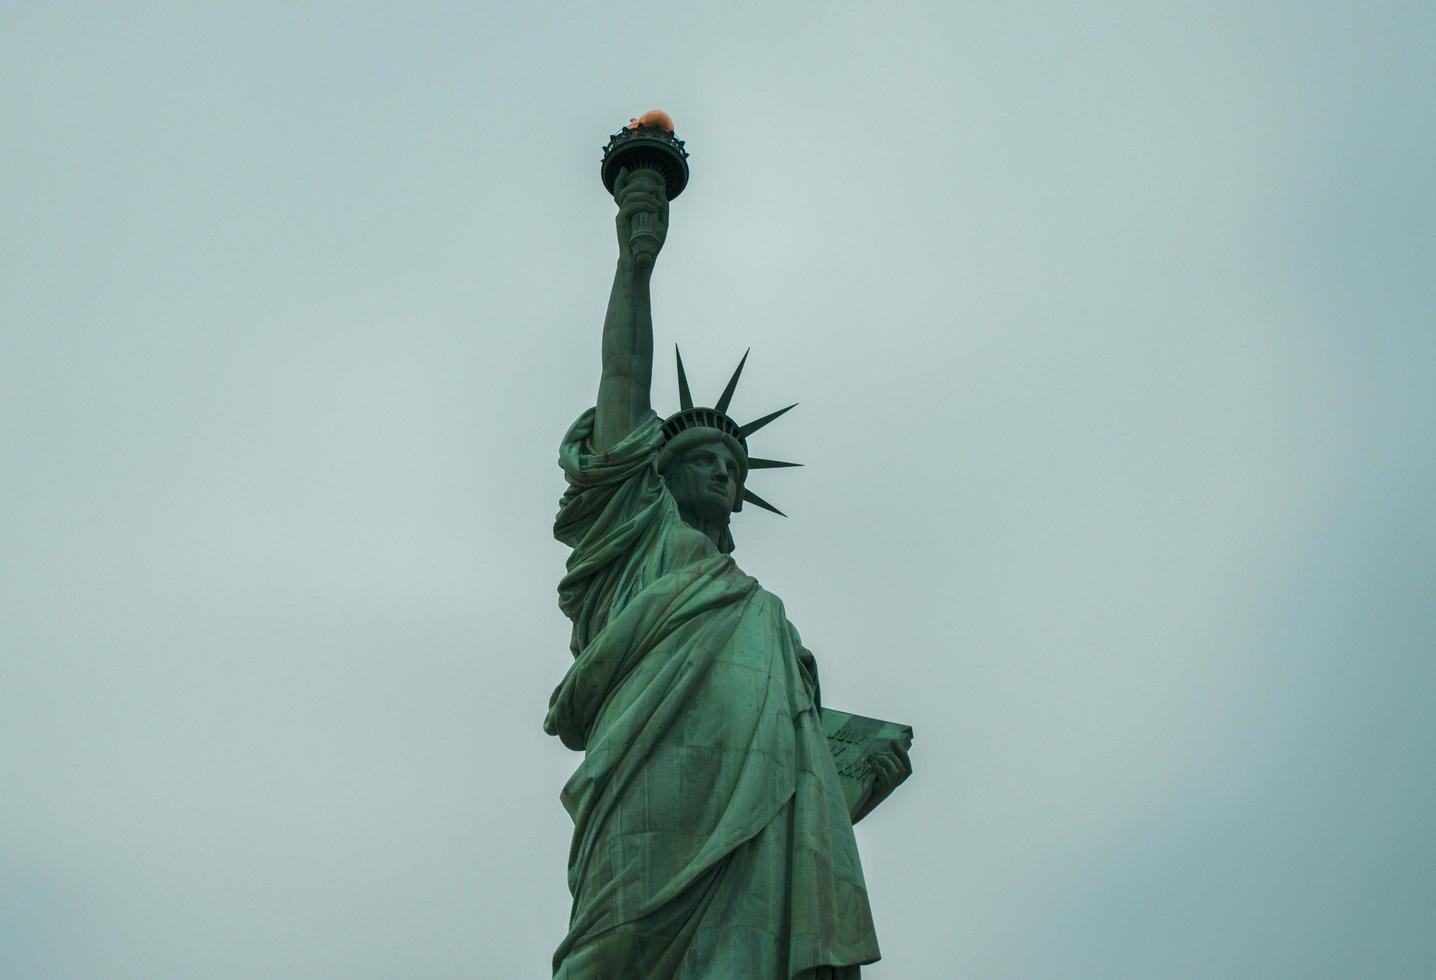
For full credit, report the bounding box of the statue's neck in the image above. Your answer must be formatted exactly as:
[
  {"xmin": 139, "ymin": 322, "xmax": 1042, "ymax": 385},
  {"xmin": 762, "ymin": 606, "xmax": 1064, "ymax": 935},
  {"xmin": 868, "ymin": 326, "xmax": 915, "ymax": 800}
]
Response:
[{"xmin": 678, "ymin": 507, "xmax": 729, "ymax": 551}]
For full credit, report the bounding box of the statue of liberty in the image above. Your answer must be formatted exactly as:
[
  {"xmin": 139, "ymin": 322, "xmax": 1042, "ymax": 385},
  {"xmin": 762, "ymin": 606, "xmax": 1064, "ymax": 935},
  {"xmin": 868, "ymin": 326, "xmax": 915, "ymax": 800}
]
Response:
[{"xmin": 544, "ymin": 112, "xmax": 913, "ymax": 979}]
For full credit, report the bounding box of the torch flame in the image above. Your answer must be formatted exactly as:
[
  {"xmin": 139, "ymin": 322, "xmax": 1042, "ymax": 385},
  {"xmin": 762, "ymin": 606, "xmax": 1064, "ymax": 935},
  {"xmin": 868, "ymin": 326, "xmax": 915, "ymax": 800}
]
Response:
[{"xmin": 627, "ymin": 109, "xmax": 675, "ymax": 133}]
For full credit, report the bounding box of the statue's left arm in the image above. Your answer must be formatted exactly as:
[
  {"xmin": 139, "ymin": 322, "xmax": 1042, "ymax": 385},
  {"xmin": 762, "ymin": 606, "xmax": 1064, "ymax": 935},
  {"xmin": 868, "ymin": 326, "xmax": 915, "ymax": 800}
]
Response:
[{"xmin": 797, "ymin": 638, "xmax": 913, "ymax": 823}]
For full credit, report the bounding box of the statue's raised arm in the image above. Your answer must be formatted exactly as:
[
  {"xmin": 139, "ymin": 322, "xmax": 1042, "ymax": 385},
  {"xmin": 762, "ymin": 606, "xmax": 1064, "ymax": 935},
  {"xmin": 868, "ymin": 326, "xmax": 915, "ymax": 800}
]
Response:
[{"xmin": 593, "ymin": 166, "xmax": 668, "ymax": 451}]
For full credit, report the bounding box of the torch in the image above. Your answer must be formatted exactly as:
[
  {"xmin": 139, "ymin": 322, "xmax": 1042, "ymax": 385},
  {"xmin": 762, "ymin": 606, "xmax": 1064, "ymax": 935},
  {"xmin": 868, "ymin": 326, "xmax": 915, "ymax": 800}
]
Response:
[{"xmin": 601, "ymin": 110, "xmax": 689, "ymax": 267}]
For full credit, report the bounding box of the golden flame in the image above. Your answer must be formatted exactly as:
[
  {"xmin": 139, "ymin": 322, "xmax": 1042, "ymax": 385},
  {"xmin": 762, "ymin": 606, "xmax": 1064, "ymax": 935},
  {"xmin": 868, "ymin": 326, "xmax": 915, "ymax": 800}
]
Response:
[{"xmin": 627, "ymin": 109, "xmax": 675, "ymax": 133}]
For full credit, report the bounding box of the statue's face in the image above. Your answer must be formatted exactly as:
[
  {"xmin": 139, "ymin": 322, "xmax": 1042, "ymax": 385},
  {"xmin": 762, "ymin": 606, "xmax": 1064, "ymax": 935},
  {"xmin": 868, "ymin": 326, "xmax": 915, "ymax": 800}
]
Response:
[{"xmin": 666, "ymin": 441, "xmax": 741, "ymax": 523}]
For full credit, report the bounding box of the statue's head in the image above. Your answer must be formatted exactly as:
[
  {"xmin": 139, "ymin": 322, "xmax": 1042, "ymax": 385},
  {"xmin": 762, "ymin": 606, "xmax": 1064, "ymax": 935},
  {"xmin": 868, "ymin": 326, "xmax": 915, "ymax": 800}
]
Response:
[
  {"xmin": 659, "ymin": 430, "xmax": 745, "ymax": 529},
  {"xmin": 657, "ymin": 347, "xmax": 799, "ymax": 552}
]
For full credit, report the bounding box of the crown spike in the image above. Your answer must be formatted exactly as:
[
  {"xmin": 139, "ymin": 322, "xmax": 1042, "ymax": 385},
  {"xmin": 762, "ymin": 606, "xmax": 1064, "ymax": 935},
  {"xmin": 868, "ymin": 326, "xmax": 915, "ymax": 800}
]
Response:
[
  {"xmin": 738, "ymin": 403, "xmax": 797, "ymax": 438},
  {"xmin": 675, "ymin": 345, "xmax": 693, "ymax": 411},
  {"xmin": 742, "ymin": 487, "xmax": 787, "ymax": 517},
  {"xmin": 714, "ymin": 348, "xmax": 750, "ymax": 415},
  {"xmin": 747, "ymin": 457, "xmax": 802, "ymax": 470}
]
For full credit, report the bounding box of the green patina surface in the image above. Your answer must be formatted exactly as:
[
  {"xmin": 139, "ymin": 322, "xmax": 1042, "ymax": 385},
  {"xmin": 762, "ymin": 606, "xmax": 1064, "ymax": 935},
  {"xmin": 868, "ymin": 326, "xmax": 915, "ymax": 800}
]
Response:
[{"xmin": 543, "ymin": 121, "xmax": 912, "ymax": 979}]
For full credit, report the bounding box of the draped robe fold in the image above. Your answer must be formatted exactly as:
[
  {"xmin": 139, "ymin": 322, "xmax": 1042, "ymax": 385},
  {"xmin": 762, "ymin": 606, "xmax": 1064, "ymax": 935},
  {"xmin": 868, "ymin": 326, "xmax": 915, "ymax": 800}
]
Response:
[{"xmin": 544, "ymin": 409, "xmax": 880, "ymax": 979}]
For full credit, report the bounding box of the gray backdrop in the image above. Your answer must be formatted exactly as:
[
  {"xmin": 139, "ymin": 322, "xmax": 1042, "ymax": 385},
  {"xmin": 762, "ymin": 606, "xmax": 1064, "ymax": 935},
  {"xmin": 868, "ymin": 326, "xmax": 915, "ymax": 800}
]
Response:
[{"xmin": 3, "ymin": 2, "xmax": 1433, "ymax": 977}]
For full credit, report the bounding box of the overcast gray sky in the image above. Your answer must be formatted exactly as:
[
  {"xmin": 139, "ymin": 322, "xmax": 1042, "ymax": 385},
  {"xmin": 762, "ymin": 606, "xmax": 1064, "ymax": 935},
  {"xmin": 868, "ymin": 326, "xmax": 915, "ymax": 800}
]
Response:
[{"xmin": 3, "ymin": 2, "xmax": 1434, "ymax": 978}]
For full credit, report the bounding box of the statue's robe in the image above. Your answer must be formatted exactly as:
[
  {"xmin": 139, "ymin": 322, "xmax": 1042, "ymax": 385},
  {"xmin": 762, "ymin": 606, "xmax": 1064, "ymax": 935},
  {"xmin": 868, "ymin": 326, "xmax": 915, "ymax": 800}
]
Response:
[{"xmin": 545, "ymin": 409, "xmax": 880, "ymax": 979}]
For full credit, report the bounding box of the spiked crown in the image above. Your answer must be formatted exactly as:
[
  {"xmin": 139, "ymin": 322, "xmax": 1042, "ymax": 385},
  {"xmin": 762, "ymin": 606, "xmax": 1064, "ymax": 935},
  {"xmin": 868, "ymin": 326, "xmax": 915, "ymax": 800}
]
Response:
[{"xmin": 658, "ymin": 347, "xmax": 799, "ymax": 516}]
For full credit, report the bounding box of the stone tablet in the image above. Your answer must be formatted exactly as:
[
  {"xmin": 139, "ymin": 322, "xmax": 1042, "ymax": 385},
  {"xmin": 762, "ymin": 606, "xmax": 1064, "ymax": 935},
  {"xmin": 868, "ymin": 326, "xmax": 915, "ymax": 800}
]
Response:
[{"xmin": 821, "ymin": 708, "xmax": 916, "ymax": 825}]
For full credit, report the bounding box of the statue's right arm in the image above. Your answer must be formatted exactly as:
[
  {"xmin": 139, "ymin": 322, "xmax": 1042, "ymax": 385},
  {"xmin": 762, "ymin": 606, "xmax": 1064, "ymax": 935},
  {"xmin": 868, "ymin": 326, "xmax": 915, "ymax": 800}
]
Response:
[{"xmin": 594, "ymin": 168, "xmax": 668, "ymax": 452}]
